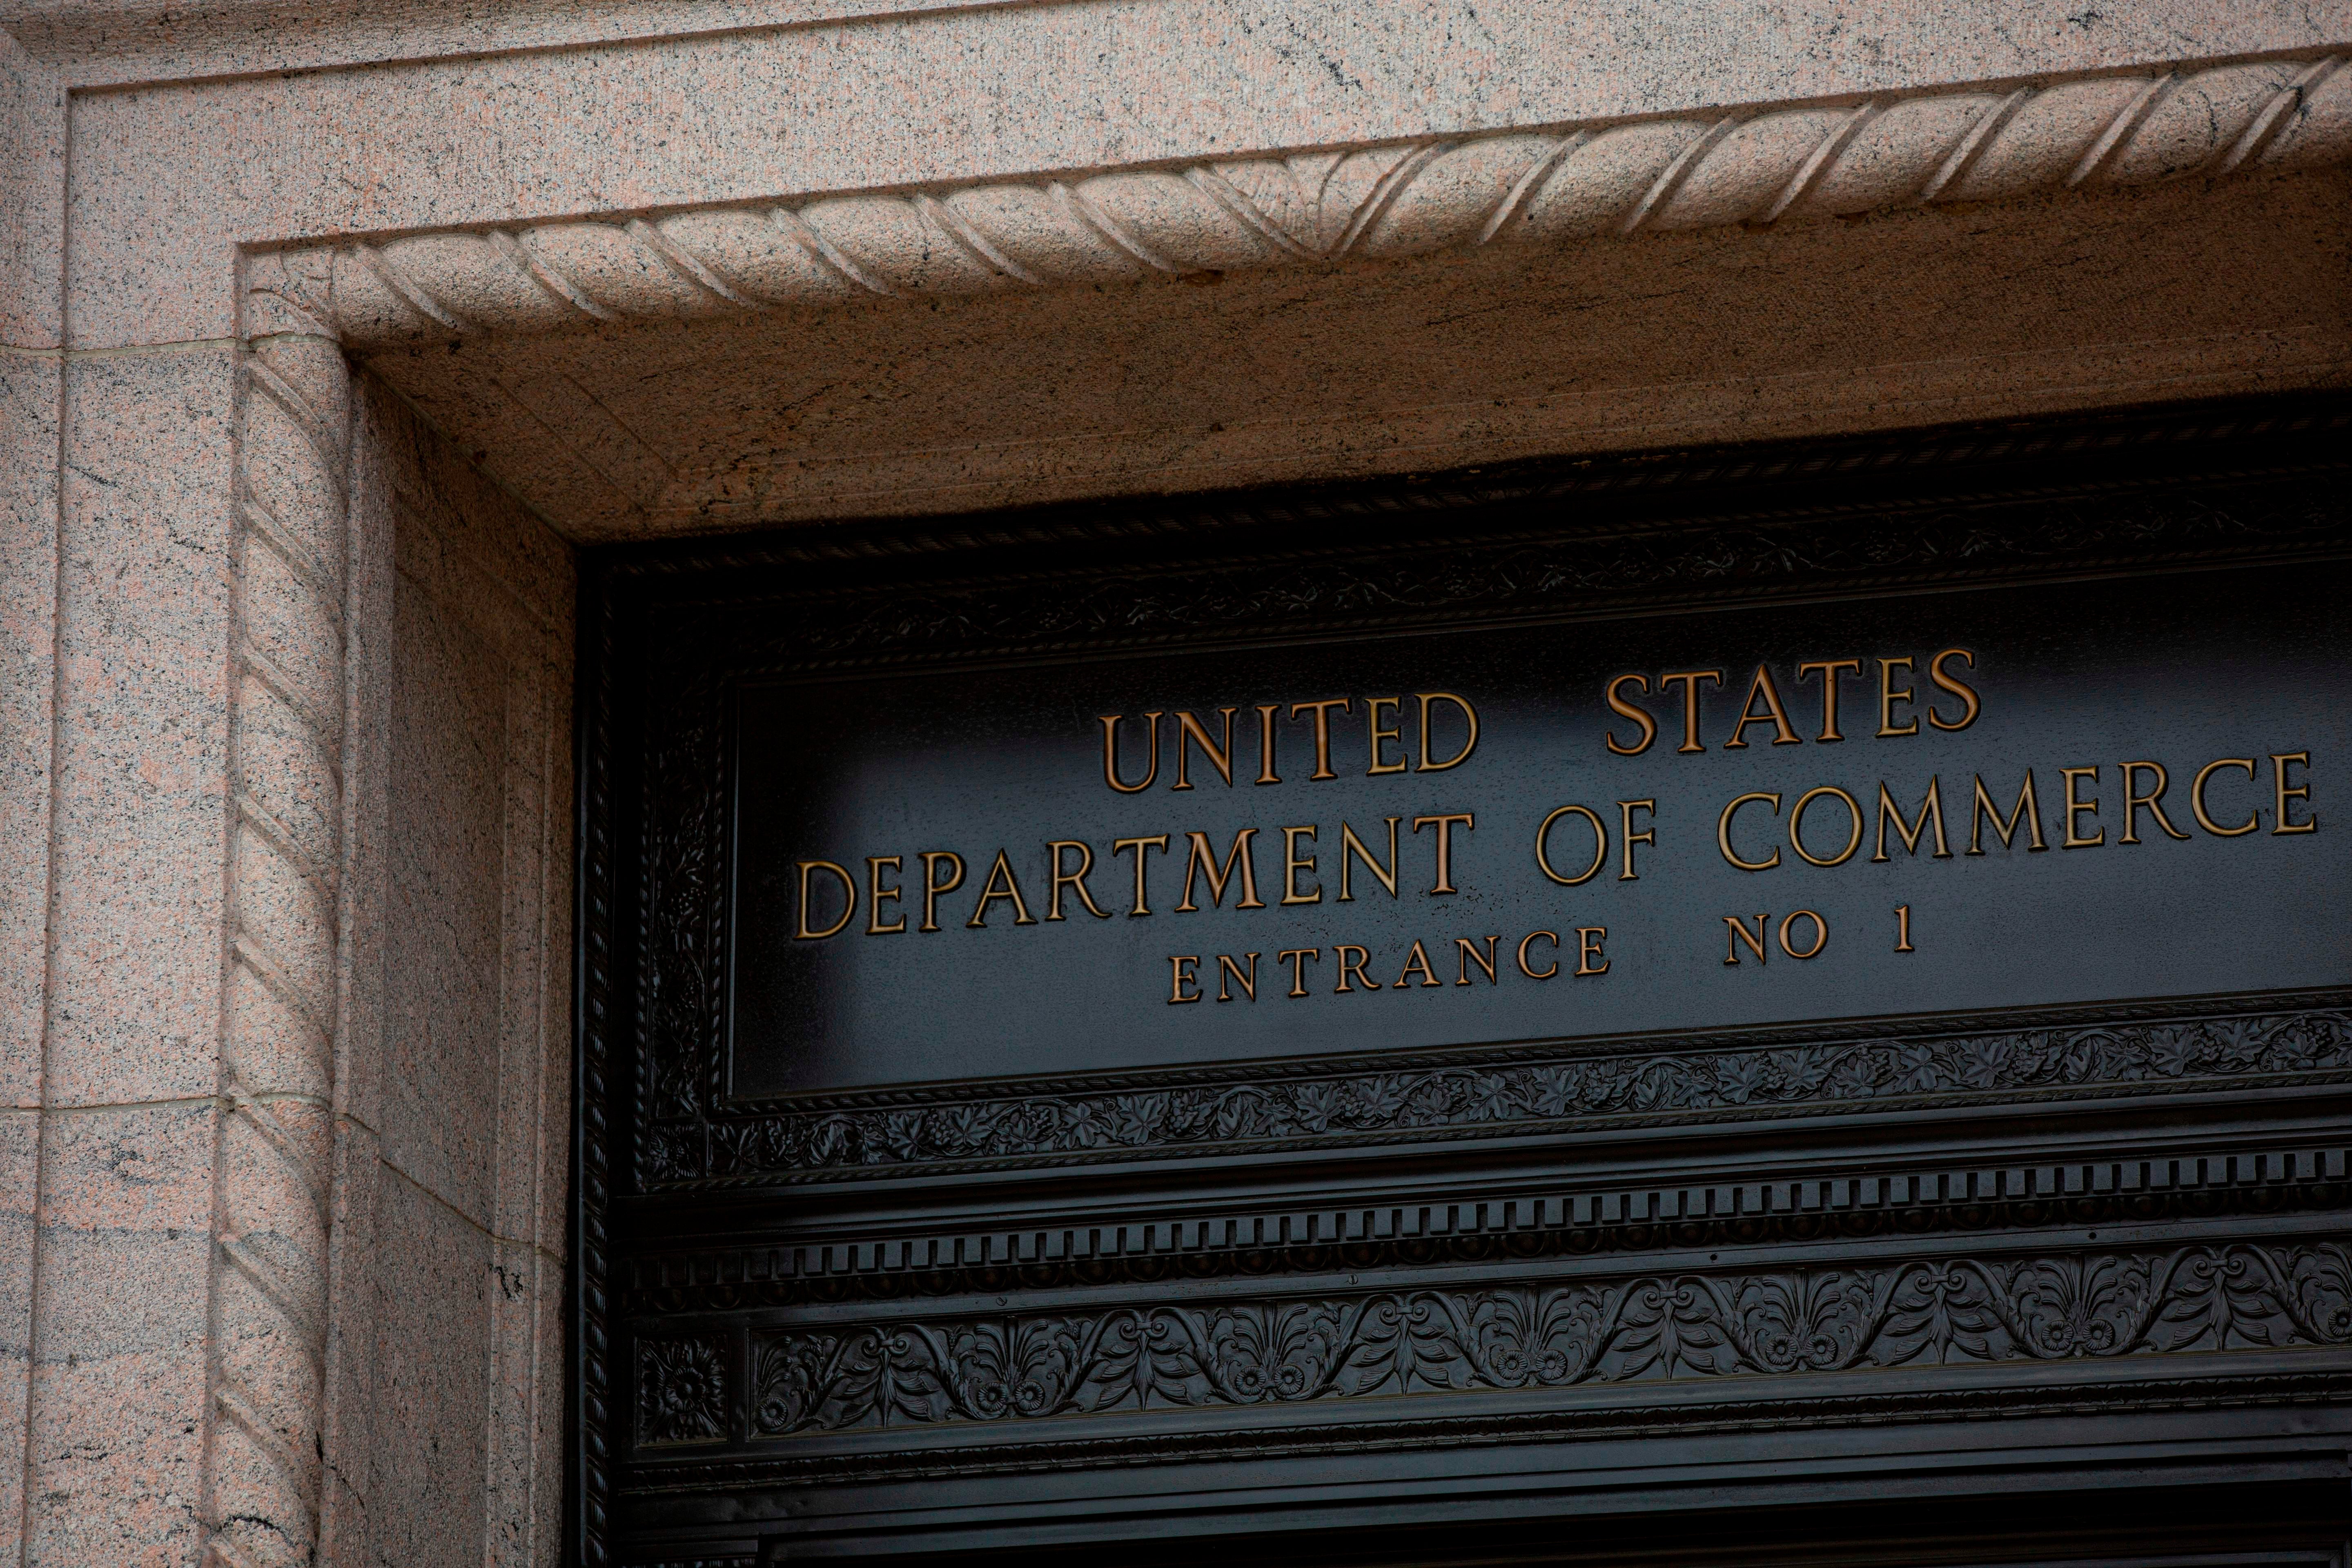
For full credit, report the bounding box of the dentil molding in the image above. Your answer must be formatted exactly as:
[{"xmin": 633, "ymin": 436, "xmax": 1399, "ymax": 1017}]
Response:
[{"xmin": 249, "ymin": 56, "xmax": 2352, "ymax": 350}]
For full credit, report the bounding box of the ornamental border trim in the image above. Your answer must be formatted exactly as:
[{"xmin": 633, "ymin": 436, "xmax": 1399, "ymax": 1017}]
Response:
[
  {"xmin": 623, "ymin": 1240, "xmax": 2352, "ymax": 1450},
  {"xmin": 667, "ymin": 996, "xmax": 2352, "ymax": 1185},
  {"xmin": 255, "ymin": 55, "xmax": 2352, "ymax": 351}
]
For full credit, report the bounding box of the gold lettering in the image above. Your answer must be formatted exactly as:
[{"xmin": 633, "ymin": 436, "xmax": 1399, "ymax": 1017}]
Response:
[
  {"xmin": 2274, "ymin": 751, "xmax": 2316, "ymax": 834},
  {"xmin": 1927, "ymin": 648, "xmax": 1981, "ymax": 731},
  {"xmin": 1255, "ymin": 704, "xmax": 1281, "ymax": 784},
  {"xmin": 1111, "ymin": 834, "xmax": 1169, "ymax": 915},
  {"xmin": 1718, "ymin": 792, "xmax": 1783, "ymax": 871},
  {"xmin": 2191, "ymin": 758, "xmax": 2258, "ymax": 836},
  {"xmin": 1415, "ymin": 693, "xmax": 1480, "ymax": 771},
  {"xmin": 1100, "ymin": 712, "xmax": 1160, "ymax": 793},
  {"xmin": 1168, "ymin": 955, "xmax": 1202, "ymax": 1004},
  {"xmin": 1724, "ymin": 914, "xmax": 1768, "ymax": 965},
  {"xmin": 1968, "ymin": 773, "xmax": 2045, "ymax": 854},
  {"xmin": 1177, "ymin": 829, "xmax": 1266, "ymax": 911},
  {"xmin": 1276, "ymin": 947, "xmax": 1318, "ymax": 996},
  {"xmin": 794, "ymin": 860, "xmax": 857, "ymax": 940},
  {"xmin": 1517, "ymin": 931, "xmax": 1560, "ymax": 980},
  {"xmin": 1339, "ymin": 817, "xmax": 1401, "ymax": 900},
  {"xmin": 1172, "ymin": 708, "xmax": 1237, "ymax": 789},
  {"xmin": 1535, "ymin": 804, "xmax": 1606, "ymax": 886},
  {"xmin": 1618, "ymin": 798, "xmax": 1657, "ymax": 881},
  {"xmin": 1413, "ymin": 812, "xmax": 1476, "ymax": 894},
  {"xmin": 1367, "ymin": 697, "xmax": 1407, "ymax": 774},
  {"xmin": 2060, "ymin": 766, "xmax": 2103, "ymax": 847},
  {"xmin": 967, "ymin": 849, "xmax": 1038, "ymax": 927},
  {"xmin": 1894, "ymin": 903, "xmax": 1914, "ymax": 953},
  {"xmin": 1789, "ymin": 784, "xmax": 1865, "ymax": 867},
  {"xmin": 865, "ymin": 855, "xmax": 906, "ymax": 935},
  {"xmin": 1334, "ymin": 944, "xmax": 1376, "ymax": 993},
  {"xmin": 1045, "ymin": 840, "xmax": 1112, "ymax": 920},
  {"xmin": 1605, "ymin": 674, "xmax": 1657, "ymax": 756},
  {"xmin": 1455, "ymin": 936, "xmax": 1499, "ymax": 986},
  {"xmin": 1281, "ymin": 825, "xmax": 1321, "ymax": 905},
  {"xmin": 1290, "ymin": 698, "xmax": 1352, "ymax": 780},
  {"xmin": 1393, "ymin": 940, "xmax": 1441, "ymax": 989},
  {"xmin": 1659, "ymin": 670, "xmax": 1724, "ymax": 754},
  {"xmin": 1778, "ymin": 909, "xmax": 1827, "ymax": 960},
  {"xmin": 1871, "ymin": 777, "xmax": 1949, "ymax": 862},
  {"xmin": 1722, "ymin": 664, "xmax": 1800, "ymax": 749},
  {"xmin": 919, "ymin": 850, "xmax": 965, "ymax": 931},
  {"xmin": 2119, "ymin": 762, "xmax": 2189, "ymax": 844},
  {"xmin": 1877, "ymin": 657, "xmax": 1918, "ymax": 737},
  {"xmin": 1575, "ymin": 926, "xmax": 1609, "ymax": 976},
  {"xmin": 1795, "ymin": 659, "xmax": 1862, "ymax": 742},
  {"xmin": 1216, "ymin": 952, "xmax": 1259, "ymax": 1002}
]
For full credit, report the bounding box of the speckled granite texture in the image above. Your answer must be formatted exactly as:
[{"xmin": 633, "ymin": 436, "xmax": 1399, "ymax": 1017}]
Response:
[{"xmin": 2, "ymin": 0, "xmax": 2350, "ymax": 1560}]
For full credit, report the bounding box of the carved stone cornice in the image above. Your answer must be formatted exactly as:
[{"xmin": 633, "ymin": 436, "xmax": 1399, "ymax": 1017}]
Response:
[{"xmin": 256, "ymin": 56, "xmax": 2352, "ymax": 350}]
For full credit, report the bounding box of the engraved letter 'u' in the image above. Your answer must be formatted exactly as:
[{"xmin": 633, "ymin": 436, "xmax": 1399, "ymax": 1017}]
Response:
[{"xmin": 1101, "ymin": 712, "xmax": 1162, "ymax": 793}]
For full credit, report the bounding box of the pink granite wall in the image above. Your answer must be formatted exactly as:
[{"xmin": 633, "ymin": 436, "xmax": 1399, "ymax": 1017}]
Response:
[
  {"xmin": 324, "ymin": 379, "xmax": 573, "ymax": 1568},
  {"xmin": 2, "ymin": 263, "xmax": 571, "ymax": 1564},
  {"xmin": 0, "ymin": 23, "xmax": 64, "ymax": 1562}
]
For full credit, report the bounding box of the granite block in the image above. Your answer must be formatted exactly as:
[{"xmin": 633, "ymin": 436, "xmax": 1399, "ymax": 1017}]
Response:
[
  {"xmin": 0, "ymin": 1107, "xmax": 36, "ymax": 1555},
  {"xmin": 21, "ymin": 1101, "xmax": 216, "ymax": 1568},
  {"xmin": 368, "ymin": 377, "xmax": 576, "ymax": 637},
  {"xmin": 45, "ymin": 347, "xmax": 234, "ymax": 1107},
  {"xmin": 492, "ymin": 653, "xmax": 560, "ymax": 1251},
  {"xmin": 381, "ymin": 561, "xmax": 508, "ymax": 1229},
  {"xmin": 23, "ymin": 0, "xmax": 2352, "ymax": 97},
  {"xmin": 334, "ymin": 379, "xmax": 399, "ymax": 1140},
  {"xmin": 0, "ymin": 29, "xmax": 62, "ymax": 348},
  {"xmin": 316, "ymin": 1114, "xmax": 383, "ymax": 1568},
  {"xmin": 483, "ymin": 1234, "xmax": 561, "ymax": 1568},
  {"xmin": 0, "ymin": 351, "xmax": 59, "ymax": 1111},
  {"xmin": 529, "ymin": 715, "xmax": 572, "ymax": 1268},
  {"xmin": 18, "ymin": 0, "xmax": 989, "ymax": 90},
  {"xmin": 356, "ymin": 383, "xmax": 574, "ymax": 1259},
  {"xmin": 352, "ymin": 1162, "xmax": 493, "ymax": 1568}
]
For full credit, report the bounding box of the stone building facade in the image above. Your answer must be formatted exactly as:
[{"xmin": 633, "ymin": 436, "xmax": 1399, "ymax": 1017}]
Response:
[{"xmin": 1, "ymin": 0, "xmax": 2348, "ymax": 1562}]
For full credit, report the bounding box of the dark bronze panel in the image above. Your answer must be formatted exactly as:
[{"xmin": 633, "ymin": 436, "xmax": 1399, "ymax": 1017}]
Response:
[
  {"xmin": 732, "ymin": 570, "xmax": 2344, "ymax": 1096},
  {"xmin": 573, "ymin": 396, "xmax": 2352, "ymax": 1566}
]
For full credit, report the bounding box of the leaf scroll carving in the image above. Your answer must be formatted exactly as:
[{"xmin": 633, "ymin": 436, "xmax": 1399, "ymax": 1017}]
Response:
[
  {"xmin": 697, "ymin": 1007, "xmax": 2352, "ymax": 1179},
  {"xmin": 747, "ymin": 1243, "xmax": 2352, "ymax": 1436}
]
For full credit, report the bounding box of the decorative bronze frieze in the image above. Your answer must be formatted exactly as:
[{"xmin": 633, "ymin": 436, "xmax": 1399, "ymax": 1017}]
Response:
[{"xmin": 739, "ymin": 1241, "xmax": 2352, "ymax": 1438}]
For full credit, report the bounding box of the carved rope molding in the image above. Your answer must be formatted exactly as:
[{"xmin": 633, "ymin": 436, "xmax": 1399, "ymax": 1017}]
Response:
[
  {"xmin": 205, "ymin": 288, "xmax": 353, "ymax": 1562},
  {"xmin": 271, "ymin": 57, "xmax": 2352, "ymax": 350},
  {"xmin": 628, "ymin": 1240, "xmax": 2352, "ymax": 1444}
]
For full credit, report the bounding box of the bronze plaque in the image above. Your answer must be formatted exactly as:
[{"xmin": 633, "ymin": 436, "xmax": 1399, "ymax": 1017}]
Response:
[{"xmin": 733, "ymin": 573, "xmax": 2340, "ymax": 1098}]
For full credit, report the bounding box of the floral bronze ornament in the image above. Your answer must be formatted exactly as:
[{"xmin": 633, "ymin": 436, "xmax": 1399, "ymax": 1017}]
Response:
[{"xmin": 744, "ymin": 1243, "xmax": 2352, "ymax": 1436}]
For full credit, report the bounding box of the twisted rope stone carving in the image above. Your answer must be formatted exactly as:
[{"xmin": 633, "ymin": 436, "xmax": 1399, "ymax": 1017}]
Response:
[
  {"xmin": 745, "ymin": 1242, "xmax": 2352, "ymax": 1436},
  {"xmin": 206, "ymin": 256, "xmax": 350, "ymax": 1568},
  {"xmin": 288, "ymin": 57, "xmax": 2350, "ymax": 348}
]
